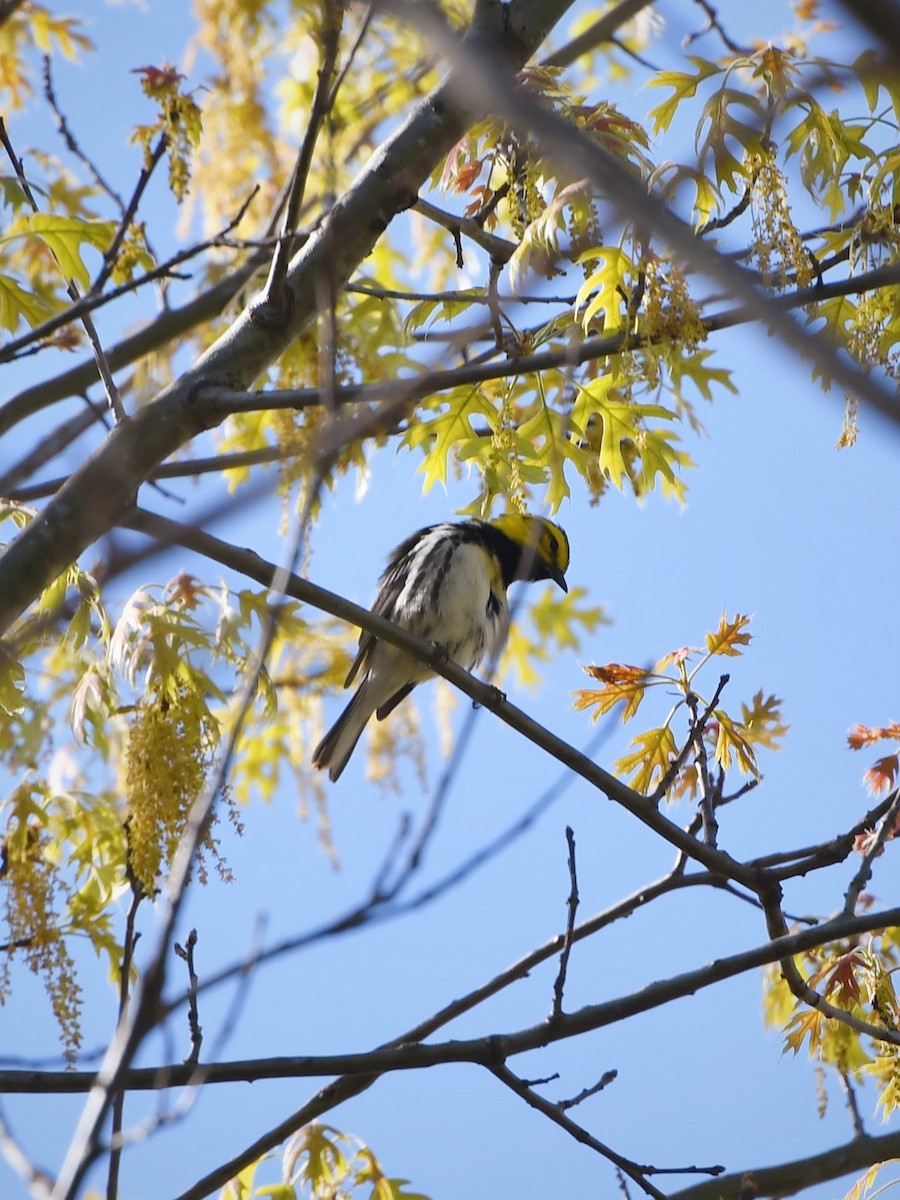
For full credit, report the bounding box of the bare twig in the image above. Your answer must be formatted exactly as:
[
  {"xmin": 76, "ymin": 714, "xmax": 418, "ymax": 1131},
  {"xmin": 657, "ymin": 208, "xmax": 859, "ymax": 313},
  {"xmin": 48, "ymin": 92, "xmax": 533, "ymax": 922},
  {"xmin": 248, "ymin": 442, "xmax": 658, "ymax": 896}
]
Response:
[
  {"xmin": 839, "ymin": 1068, "xmax": 867, "ymax": 1139},
  {"xmin": 652, "ymin": 674, "xmax": 729, "ymax": 806},
  {"xmin": 683, "ymin": 0, "xmax": 751, "ymax": 54},
  {"xmin": 551, "ymin": 826, "xmax": 579, "ymax": 1020},
  {"xmin": 92, "ymin": 134, "xmax": 168, "ymax": 294},
  {"xmin": 7, "ymin": 906, "xmax": 900, "ymax": 1099},
  {"xmin": 492, "ymin": 1067, "xmax": 669, "ymax": 1197},
  {"xmin": 42, "ymin": 55, "xmax": 124, "ymax": 207},
  {"xmin": 749, "ymin": 791, "xmax": 897, "ymax": 876},
  {"xmin": 685, "ymin": 690, "xmax": 718, "ymax": 846},
  {"xmin": 666, "ymin": 1129, "xmax": 900, "ymax": 1200},
  {"xmin": 557, "ymin": 1069, "xmax": 618, "ymax": 1110},
  {"xmin": 174, "ymin": 930, "xmax": 203, "ymax": 1065},
  {"xmin": 258, "ymin": 2, "xmax": 341, "ymax": 315},
  {"xmin": 105, "ymin": 883, "xmax": 143, "ymax": 1200}
]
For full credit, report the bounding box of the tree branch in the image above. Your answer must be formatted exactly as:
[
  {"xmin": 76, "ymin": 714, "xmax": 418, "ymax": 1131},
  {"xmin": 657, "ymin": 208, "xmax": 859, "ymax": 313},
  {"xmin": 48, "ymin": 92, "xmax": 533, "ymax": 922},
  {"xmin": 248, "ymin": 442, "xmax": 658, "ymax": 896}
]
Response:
[
  {"xmin": 5, "ymin": 903, "xmax": 899, "ymax": 1097},
  {"xmin": 0, "ymin": 0, "xmax": 578, "ymax": 638},
  {"xmin": 668, "ymin": 1130, "xmax": 900, "ymax": 1200},
  {"xmin": 391, "ymin": 0, "xmax": 900, "ymax": 429},
  {"xmin": 489, "ymin": 1062, "xmax": 670, "ymax": 1200}
]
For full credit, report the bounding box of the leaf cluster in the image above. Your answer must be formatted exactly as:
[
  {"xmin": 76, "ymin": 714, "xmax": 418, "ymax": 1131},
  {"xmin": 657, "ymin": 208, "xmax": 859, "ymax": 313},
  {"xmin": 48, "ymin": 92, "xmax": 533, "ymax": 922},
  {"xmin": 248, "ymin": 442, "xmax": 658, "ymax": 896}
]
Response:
[{"xmin": 574, "ymin": 612, "xmax": 787, "ymax": 797}]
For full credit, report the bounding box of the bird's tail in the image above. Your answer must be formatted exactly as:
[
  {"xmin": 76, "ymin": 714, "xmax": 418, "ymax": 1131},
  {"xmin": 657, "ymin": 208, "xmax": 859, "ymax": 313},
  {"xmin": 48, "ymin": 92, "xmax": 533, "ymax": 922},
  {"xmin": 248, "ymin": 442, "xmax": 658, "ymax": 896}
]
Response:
[{"xmin": 312, "ymin": 680, "xmax": 376, "ymax": 782}]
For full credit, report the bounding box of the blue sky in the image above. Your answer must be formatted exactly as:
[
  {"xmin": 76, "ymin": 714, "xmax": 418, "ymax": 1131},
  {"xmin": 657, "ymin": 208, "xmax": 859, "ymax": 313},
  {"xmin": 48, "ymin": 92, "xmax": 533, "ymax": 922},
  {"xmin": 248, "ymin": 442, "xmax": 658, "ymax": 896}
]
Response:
[{"xmin": 1, "ymin": 3, "xmax": 899, "ymax": 1199}]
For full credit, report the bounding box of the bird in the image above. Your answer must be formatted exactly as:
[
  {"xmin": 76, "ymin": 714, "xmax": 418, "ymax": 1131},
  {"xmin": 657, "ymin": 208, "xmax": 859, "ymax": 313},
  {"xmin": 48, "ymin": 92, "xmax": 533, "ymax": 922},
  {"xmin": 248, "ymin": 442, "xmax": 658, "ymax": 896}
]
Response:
[{"xmin": 312, "ymin": 514, "xmax": 570, "ymax": 781}]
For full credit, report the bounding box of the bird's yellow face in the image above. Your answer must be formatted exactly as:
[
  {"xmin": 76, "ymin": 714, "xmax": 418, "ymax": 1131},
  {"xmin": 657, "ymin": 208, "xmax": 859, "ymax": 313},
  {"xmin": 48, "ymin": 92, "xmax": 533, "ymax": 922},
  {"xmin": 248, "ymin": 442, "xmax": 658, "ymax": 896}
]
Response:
[{"xmin": 490, "ymin": 514, "xmax": 570, "ymax": 591}]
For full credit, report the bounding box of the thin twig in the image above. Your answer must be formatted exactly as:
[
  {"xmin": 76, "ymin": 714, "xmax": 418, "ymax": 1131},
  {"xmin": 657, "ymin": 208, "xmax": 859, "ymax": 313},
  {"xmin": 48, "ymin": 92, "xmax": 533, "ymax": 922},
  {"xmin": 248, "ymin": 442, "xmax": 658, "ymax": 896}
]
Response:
[
  {"xmin": 92, "ymin": 134, "xmax": 168, "ymax": 294},
  {"xmin": 105, "ymin": 884, "xmax": 143, "ymax": 1200},
  {"xmin": 551, "ymin": 826, "xmax": 579, "ymax": 1020},
  {"xmin": 414, "ymin": 196, "xmax": 519, "ymax": 264},
  {"xmin": 557, "ymin": 1069, "xmax": 618, "ymax": 1110},
  {"xmin": 839, "ymin": 1068, "xmax": 867, "ymax": 1139},
  {"xmin": 542, "ymin": 0, "xmax": 656, "ymax": 69},
  {"xmin": 842, "ymin": 788, "xmax": 900, "ymax": 916},
  {"xmin": 327, "ymin": 4, "xmax": 372, "ymax": 109},
  {"xmin": 652, "ymin": 674, "xmax": 729, "ymax": 806},
  {"xmin": 174, "ymin": 930, "xmax": 203, "ymax": 1065},
  {"xmin": 162, "ymin": 719, "xmax": 614, "ymax": 1017},
  {"xmin": 259, "ymin": 2, "xmax": 342, "ymax": 315},
  {"xmin": 0, "ymin": 119, "xmax": 126, "ymax": 422},
  {"xmin": 490, "ymin": 1062, "xmax": 666, "ymax": 1200},
  {"xmin": 686, "ymin": 690, "xmax": 718, "ymax": 846},
  {"xmin": 683, "ymin": 0, "xmax": 751, "ymax": 54},
  {"xmin": 0, "ymin": 186, "xmax": 260, "ymax": 373},
  {"xmin": 42, "ymin": 55, "xmax": 125, "ymax": 209}
]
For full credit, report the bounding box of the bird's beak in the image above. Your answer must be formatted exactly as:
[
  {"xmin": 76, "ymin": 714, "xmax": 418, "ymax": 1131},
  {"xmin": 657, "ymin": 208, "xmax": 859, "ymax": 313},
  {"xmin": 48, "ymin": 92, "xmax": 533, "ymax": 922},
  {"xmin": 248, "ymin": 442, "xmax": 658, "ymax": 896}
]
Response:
[{"xmin": 550, "ymin": 565, "xmax": 568, "ymax": 593}]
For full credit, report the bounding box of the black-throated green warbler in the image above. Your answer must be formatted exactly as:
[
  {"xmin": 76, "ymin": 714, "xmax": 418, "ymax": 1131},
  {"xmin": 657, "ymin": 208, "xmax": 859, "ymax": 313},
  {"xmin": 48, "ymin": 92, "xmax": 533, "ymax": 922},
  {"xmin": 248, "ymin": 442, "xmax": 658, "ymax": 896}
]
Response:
[{"xmin": 312, "ymin": 514, "xmax": 570, "ymax": 781}]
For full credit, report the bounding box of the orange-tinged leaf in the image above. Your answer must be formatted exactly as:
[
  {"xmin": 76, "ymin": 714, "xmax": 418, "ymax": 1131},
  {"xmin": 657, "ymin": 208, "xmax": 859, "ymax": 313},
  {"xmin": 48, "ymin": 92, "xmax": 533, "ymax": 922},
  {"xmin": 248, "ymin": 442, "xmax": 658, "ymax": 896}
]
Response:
[
  {"xmin": 574, "ymin": 663, "xmax": 651, "ymax": 722},
  {"xmin": 848, "ymin": 723, "xmax": 875, "ymax": 750},
  {"xmin": 705, "ymin": 612, "xmax": 751, "ymax": 657},
  {"xmin": 864, "ymin": 754, "xmax": 899, "ymax": 795},
  {"xmin": 848, "ymin": 722, "xmax": 900, "ymax": 750},
  {"xmin": 784, "ymin": 1006, "xmax": 826, "ymax": 1056}
]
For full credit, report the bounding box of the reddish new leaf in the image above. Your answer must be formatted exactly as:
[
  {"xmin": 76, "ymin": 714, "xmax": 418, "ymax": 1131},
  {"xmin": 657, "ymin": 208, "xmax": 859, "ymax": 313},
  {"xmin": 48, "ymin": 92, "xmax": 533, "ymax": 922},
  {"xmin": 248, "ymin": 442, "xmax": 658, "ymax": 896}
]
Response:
[{"xmin": 863, "ymin": 754, "xmax": 899, "ymax": 795}]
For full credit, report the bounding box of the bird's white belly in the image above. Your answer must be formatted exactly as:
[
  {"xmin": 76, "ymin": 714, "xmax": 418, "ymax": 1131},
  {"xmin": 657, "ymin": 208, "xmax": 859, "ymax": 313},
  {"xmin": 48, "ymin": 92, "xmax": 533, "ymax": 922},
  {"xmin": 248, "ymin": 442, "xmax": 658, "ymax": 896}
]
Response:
[{"xmin": 406, "ymin": 540, "xmax": 508, "ymax": 669}]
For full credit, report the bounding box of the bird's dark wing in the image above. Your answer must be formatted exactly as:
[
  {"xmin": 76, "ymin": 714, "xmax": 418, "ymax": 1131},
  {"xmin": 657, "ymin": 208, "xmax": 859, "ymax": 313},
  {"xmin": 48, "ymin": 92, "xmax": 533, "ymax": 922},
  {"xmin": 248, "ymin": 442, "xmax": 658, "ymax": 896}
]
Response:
[{"xmin": 343, "ymin": 525, "xmax": 436, "ymax": 689}]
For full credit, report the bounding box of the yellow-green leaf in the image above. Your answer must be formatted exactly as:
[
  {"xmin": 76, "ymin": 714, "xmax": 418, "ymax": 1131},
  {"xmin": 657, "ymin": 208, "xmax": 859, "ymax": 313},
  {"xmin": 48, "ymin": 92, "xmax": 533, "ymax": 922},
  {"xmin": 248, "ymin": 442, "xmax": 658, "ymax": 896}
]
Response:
[
  {"xmin": 0, "ymin": 272, "xmax": 58, "ymax": 331},
  {"xmin": 615, "ymin": 725, "xmax": 677, "ymax": 792},
  {"xmin": 25, "ymin": 214, "xmax": 117, "ymax": 289}
]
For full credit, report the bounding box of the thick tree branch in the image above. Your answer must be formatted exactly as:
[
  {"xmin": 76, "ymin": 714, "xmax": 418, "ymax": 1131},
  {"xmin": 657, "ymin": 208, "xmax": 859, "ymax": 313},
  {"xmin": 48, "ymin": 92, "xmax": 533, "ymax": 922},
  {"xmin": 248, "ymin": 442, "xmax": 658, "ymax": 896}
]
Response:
[
  {"xmin": 0, "ymin": 247, "xmax": 268, "ymax": 438},
  {"xmin": 542, "ymin": 0, "xmax": 656, "ymax": 69},
  {"xmin": 4, "ymin": 904, "xmax": 898, "ymax": 1097},
  {"xmin": 200, "ymin": 261, "xmax": 900, "ymax": 421},
  {"xmin": 668, "ymin": 1130, "xmax": 900, "ymax": 1200},
  {"xmin": 0, "ymin": 0, "xmax": 577, "ymax": 638}
]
